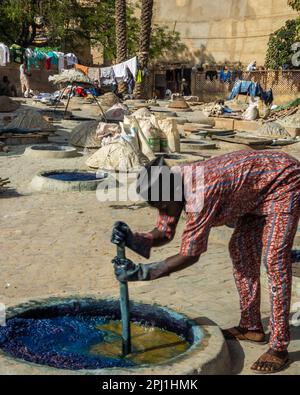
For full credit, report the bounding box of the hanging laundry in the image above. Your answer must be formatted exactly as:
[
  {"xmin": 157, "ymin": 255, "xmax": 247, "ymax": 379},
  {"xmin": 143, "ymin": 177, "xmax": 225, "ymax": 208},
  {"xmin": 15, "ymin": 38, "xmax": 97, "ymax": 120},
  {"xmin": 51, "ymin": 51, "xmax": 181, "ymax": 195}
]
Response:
[
  {"xmin": 205, "ymin": 70, "xmax": 218, "ymax": 81},
  {"xmin": 55, "ymin": 52, "xmax": 65, "ymax": 73},
  {"xmin": 10, "ymin": 44, "xmax": 24, "ymax": 64},
  {"xmin": 219, "ymin": 69, "xmax": 231, "ymax": 83},
  {"xmin": 100, "ymin": 66, "xmax": 116, "ymax": 86},
  {"xmin": 65, "ymin": 53, "xmax": 78, "ymax": 67},
  {"xmin": 136, "ymin": 69, "xmax": 143, "ymax": 84},
  {"xmin": 125, "ymin": 67, "xmax": 135, "ymax": 94},
  {"xmin": 112, "ymin": 56, "xmax": 138, "ymax": 81},
  {"xmin": 45, "ymin": 57, "xmax": 51, "ymax": 70},
  {"xmin": 34, "ymin": 48, "xmax": 47, "ymax": 61},
  {"xmin": 88, "ymin": 68, "xmax": 101, "ymax": 86},
  {"xmin": 25, "ymin": 48, "xmax": 38, "ymax": 72},
  {"xmin": 124, "ymin": 56, "xmax": 138, "ymax": 79},
  {"xmin": 0, "ymin": 43, "xmax": 10, "ymax": 66},
  {"xmin": 75, "ymin": 64, "xmax": 89, "ymax": 75},
  {"xmin": 47, "ymin": 51, "xmax": 59, "ymax": 66}
]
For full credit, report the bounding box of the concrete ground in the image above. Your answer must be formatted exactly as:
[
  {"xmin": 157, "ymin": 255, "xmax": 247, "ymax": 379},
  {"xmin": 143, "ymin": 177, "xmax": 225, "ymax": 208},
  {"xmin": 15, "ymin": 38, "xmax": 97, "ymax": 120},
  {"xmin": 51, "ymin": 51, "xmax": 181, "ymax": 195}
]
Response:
[{"xmin": 0, "ymin": 101, "xmax": 300, "ymax": 374}]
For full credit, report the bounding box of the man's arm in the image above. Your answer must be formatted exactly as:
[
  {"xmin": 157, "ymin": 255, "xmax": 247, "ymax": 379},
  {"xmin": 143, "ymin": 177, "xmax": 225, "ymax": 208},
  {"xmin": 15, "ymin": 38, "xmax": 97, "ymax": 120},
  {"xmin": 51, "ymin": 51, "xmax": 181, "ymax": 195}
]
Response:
[
  {"xmin": 153, "ymin": 253, "xmax": 200, "ymax": 279},
  {"xmin": 112, "ymin": 203, "xmax": 183, "ymax": 259},
  {"xmin": 113, "ymin": 253, "xmax": 200, "ymax": 282}
]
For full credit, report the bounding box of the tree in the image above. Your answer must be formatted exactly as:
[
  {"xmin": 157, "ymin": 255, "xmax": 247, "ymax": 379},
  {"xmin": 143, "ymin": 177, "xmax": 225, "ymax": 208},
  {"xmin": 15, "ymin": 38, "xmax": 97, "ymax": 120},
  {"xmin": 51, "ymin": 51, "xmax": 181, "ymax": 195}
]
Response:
[
  {"xmin": 134, "ymin": 0, "xmax": 154, "ymax": 98},
  {"xmin": 0, "ymin": 0, "xmax": 185, "ymax": 66},
  {"xmin": 265, "ymin": 18, "xmax": 300, "ymax": 69},
  {"xmin": 115, "ymin": 0, "xmax": 127, "ymax": 63},
  {"xmin": 288, "ymin": 0, "xmax": 300, "ymax": 11},
  {"xmin": 115, "ymin": 0, "xmax": 128, "ymax": 93}
]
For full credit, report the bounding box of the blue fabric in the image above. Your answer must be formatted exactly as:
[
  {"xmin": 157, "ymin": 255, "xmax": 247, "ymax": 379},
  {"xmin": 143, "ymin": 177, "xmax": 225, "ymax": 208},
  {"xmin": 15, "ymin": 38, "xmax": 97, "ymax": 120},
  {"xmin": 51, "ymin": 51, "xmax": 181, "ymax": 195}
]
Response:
[
  {"xmin": 228, "ymin": 80, "xmax": 273, "ymax": 104},
  {"xmin": 47, "ymin": 51, "xmax": 58, "ymax": 65},
  {"xmin": 220, "ymin": 70, "xmax": 232, "ymax": 83}
]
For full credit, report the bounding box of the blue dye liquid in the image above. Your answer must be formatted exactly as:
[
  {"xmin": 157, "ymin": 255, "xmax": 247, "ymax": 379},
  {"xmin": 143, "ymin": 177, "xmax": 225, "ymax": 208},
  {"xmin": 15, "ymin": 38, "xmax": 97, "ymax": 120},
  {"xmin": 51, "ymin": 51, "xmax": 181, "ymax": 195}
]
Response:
[
  {"xmin": 0, "ymin": 315, "xmax": 135, "ymax": 370},
  {"xmin": 47, "ymin": 172, "xmax": 98, "ymax": 182}
]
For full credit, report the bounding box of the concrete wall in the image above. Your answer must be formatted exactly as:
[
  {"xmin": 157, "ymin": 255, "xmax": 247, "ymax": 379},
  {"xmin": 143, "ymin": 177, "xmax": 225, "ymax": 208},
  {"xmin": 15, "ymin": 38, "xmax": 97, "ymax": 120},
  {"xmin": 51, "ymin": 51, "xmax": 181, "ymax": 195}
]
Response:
[{"xmin": 153, "ymin": 0, "xmax": 298, "ymax": 65}]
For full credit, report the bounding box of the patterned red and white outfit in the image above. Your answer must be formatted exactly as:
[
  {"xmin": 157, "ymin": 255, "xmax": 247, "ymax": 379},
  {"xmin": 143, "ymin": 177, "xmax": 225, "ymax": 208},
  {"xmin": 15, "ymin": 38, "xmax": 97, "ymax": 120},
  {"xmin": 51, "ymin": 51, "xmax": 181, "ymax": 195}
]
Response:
[{"xmin": 138, "ymin": 150, "xmax": 300, "ymax": 351}]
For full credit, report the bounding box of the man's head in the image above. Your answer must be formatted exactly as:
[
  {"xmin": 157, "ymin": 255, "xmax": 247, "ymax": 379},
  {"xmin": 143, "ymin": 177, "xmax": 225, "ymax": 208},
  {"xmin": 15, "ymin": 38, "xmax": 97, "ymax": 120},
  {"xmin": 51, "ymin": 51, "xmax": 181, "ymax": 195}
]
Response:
[
  {"xmin": 2, "ymin": 76, "xmax": 9, "ymax": 84},
  {"xmin": 136, "ymin": 156, "xmax": 184, "ymax": 211}
]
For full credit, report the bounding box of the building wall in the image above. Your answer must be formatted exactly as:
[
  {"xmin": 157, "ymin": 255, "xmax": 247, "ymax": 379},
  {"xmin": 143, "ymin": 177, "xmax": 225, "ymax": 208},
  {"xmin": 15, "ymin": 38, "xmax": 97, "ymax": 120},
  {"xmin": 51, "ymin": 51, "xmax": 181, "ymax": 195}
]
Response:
[
  {"xmin": 153, "ymin": 0, "xmax": 298, "ymax": 66},
  {"xmin": 0, "ymin": 64, "xmax": 57, "ymax": 96}
]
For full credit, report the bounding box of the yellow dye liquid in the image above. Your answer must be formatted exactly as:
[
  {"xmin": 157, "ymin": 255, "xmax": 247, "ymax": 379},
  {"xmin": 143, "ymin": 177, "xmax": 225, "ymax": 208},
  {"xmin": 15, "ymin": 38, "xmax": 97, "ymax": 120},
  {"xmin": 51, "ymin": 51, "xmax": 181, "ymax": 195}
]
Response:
[{"xmin": 90, "ymin": 321, "xmax": 190, "ymax": 365}]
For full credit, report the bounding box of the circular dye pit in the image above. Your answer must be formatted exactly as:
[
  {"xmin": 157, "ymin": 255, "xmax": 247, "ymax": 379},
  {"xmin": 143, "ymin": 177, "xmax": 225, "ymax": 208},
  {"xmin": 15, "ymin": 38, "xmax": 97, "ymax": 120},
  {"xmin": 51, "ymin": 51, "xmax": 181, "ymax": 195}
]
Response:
[
  {"xmin": 0, "ymin": 297, "xmax": 230, "ymax": 375},
  {"xmin": 30, "ymin": 170, "xmax": 108, "ymax": 193},
  {"xmin": 24, "ymin": 145, "xmax": 79, "ymax": 159}
]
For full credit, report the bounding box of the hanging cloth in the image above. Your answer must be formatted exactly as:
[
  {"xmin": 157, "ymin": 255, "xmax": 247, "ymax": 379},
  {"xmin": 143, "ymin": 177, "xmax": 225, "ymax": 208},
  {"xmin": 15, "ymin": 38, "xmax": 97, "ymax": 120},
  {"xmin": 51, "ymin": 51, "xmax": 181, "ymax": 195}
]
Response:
[
  {"xmin": 0, "ymin": 43, "xmax": 10, "ymax": 66},
  {"xmin": 75, "ymin": 63, "xmax": 89, "ymax": 75},
  {"xmin": 136, "ymin": 69, "xmax": 143, "ymax": 84},
  {"xmin": 10, "ymin": 44, "xmax": 24, "ymax": 64}
]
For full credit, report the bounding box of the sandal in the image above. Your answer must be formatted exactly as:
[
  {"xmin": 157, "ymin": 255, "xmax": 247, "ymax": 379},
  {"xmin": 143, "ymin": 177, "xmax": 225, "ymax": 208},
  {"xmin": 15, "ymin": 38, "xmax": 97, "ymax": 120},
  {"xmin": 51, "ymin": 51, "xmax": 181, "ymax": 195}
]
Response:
[
  {"xmin": 222, "ymin": 326, "xmax": 267, "ymax": 344},
  {"xmin": 251, "ymin": 349, "xmax": 290, "ymax": 374}
]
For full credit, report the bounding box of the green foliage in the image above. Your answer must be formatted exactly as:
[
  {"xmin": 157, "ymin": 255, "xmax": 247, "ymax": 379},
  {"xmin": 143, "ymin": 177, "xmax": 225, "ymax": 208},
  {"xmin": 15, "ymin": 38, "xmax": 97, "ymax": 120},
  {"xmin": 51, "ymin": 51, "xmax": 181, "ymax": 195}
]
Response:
[
  {"xmin": 0, "ymin": 0, "xmax": 185, "ymax": 63},
  {"xmin": 288, "ymin": 0, "xmax": 300, "ymax": 11},
  {"xmin": 265, "ymin": 18, "xmax": 300, "ymax": 69}
]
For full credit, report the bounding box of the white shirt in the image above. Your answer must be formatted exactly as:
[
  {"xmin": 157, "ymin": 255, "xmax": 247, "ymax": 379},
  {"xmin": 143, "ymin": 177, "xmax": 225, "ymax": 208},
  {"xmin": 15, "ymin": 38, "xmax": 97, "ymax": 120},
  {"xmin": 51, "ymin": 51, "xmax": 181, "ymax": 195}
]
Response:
[
  {"xmin": 247, "ymin": 62, "xmax": 256, "ymax": 72},
  {"xmin": 65, "ymin": 53, "xmax": 78, "ymax": 66},
  {"xmin": 0, "ymin": 44, "xmax": 10, "ymax": 66}
]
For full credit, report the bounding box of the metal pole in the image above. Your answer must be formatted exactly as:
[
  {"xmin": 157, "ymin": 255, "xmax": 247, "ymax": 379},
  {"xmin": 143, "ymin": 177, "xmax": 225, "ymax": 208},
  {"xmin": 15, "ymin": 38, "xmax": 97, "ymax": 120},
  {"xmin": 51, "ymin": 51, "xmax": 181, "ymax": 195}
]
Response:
[{"xmin": 117, "ymin": 244, "xmax": 131, "ymax": 356}]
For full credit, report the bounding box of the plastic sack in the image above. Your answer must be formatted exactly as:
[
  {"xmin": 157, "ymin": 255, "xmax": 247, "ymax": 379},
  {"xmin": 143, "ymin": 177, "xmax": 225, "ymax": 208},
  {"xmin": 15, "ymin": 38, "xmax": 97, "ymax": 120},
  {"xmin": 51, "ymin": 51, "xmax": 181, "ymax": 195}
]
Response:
[
  {"xmin": 243, "ymin": 101, "xmax": 259, "ymax": 121},
  {"xmin": 85, "ymin": 137, "xmax": 149, "ymax": 172},
  {"xmin": 104, "ymin": 103, "xmax": 130, "ymax": 122},
  {"xmin": 157, "ymin": 118, "xmax": 181, "ymax": 153},
  {"xmin": 138, "ymin": 118, "xmax": 161, "ymax": 153},
  {"xmin": 96, "ymin": 122, "xmax": 121, "ymax": 139},
  {"xmin": 69, "ymin": 120, "xmax": 101, "ymax": 148}
]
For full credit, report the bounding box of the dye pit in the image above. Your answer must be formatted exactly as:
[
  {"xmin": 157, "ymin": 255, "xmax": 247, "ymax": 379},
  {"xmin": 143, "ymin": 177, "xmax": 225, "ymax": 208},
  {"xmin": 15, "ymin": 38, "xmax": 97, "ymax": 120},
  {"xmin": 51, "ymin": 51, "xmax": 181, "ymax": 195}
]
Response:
[
  {"xmin": 46, "ymin": 171, "xmax": 98, "ymax": 182},
  {"xmin": 0, "ymin": 299, "xmax": 199, "ymax": 371},
  {"xmin": 30, "ymin": 146, "xmax": 68, "ymax": 152}
]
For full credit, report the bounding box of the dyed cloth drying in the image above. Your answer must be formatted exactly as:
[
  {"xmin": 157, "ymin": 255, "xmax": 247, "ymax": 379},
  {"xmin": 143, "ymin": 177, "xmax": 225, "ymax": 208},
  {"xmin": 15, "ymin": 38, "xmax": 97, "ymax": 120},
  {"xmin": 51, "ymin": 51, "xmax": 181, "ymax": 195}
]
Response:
[
  {"xmin": 132, "ymin": 150, "xmax": 300, "ymax": 353},
  {"xmin": 229, "ymin": 80, "xmax": 273, "ymax": 104},
  {"xmin": 0, "ymin": 43, "xmax": 10, "ymax": 66},
  {"xmin": 75, "ymin": 64, "xmax": 89, "ymax": 75},
  {"xmin": 100, "ymin": 67, "xmax": 116, "ymax": 86},
  {"xmin": 219, "ymin": 69, "xmax": 231, "ymax": 83}
]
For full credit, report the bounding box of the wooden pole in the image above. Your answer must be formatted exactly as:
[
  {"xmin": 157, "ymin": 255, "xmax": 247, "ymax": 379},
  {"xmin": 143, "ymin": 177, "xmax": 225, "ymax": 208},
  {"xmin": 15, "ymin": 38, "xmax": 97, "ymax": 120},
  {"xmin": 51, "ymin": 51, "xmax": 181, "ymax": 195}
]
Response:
[{"xmin": 117, "ymin": 243, "xmax": 132, "ymax": 356}]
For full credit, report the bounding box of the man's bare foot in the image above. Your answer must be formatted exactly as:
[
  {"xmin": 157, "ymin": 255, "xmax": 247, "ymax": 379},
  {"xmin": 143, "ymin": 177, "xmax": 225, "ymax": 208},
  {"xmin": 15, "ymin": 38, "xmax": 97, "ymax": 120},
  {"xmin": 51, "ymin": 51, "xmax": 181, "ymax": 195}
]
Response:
[
  {"xmin": 251, "ymin": 349, "xmax": 289, "ymax": 374},
  {"xmin": 222, "ymin": 326, "xmax": 267, "ymax": 344}
]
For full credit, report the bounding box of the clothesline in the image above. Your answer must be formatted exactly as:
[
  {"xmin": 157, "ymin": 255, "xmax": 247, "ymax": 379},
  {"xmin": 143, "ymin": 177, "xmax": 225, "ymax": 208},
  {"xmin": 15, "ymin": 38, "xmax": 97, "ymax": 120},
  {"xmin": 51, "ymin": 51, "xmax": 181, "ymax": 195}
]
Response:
[
  {"xmin": 1, "ymin": 41, "xmax": 141, "ymax": 92},
  {"xmin": 0, "ymin": 41, "xmax": 78, "ymax": 74},
  {"xmin": 74, "ymin": 56, "xmax": 140, "ymax": 92}
]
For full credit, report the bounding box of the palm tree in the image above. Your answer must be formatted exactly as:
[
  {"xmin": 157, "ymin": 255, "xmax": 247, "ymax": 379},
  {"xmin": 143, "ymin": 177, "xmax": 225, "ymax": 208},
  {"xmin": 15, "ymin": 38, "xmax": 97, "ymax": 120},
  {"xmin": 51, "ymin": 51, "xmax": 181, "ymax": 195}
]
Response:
[
  {"xmin": 115, "ymin": 0, "xmax": 127, "ymax": 94},
  {"xmin": 134, "ymin": 0, "xmax": 154, "ymax": 99}
]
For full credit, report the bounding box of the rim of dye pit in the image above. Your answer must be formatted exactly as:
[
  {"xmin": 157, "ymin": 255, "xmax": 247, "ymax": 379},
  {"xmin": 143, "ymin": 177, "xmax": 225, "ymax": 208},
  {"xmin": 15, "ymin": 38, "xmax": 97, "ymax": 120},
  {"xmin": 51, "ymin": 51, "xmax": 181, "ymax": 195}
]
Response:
[
  {"xmin": 24, "ymin": 145, "xmax": 80, "ymax": 159},
  {"xmin": 0, "ymin": 297, "xmax": 230, "ymax": 375},
  {"xmin": 30, "ymin": 170, "xmax": 109, "ymax": 193}
]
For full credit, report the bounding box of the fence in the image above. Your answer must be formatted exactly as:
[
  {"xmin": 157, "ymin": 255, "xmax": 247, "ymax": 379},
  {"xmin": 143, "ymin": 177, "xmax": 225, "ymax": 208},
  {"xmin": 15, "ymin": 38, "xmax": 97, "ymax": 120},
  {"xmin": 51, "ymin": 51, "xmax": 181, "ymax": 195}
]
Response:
[{"xmin": 192, "ymin": 70, "xmax": 300, "ymax": 103}]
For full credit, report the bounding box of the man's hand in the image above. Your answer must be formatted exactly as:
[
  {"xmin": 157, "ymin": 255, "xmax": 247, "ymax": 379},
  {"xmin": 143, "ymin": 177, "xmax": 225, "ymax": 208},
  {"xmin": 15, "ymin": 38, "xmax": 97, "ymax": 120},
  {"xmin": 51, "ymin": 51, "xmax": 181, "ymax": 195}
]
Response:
[
  {"xmin": 111, "ymin": 221, "xmax": 134, "ymax": 248},
  {"xmin": 112, "ymin": 257, "xmax": 170, "ymax": 282}
]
